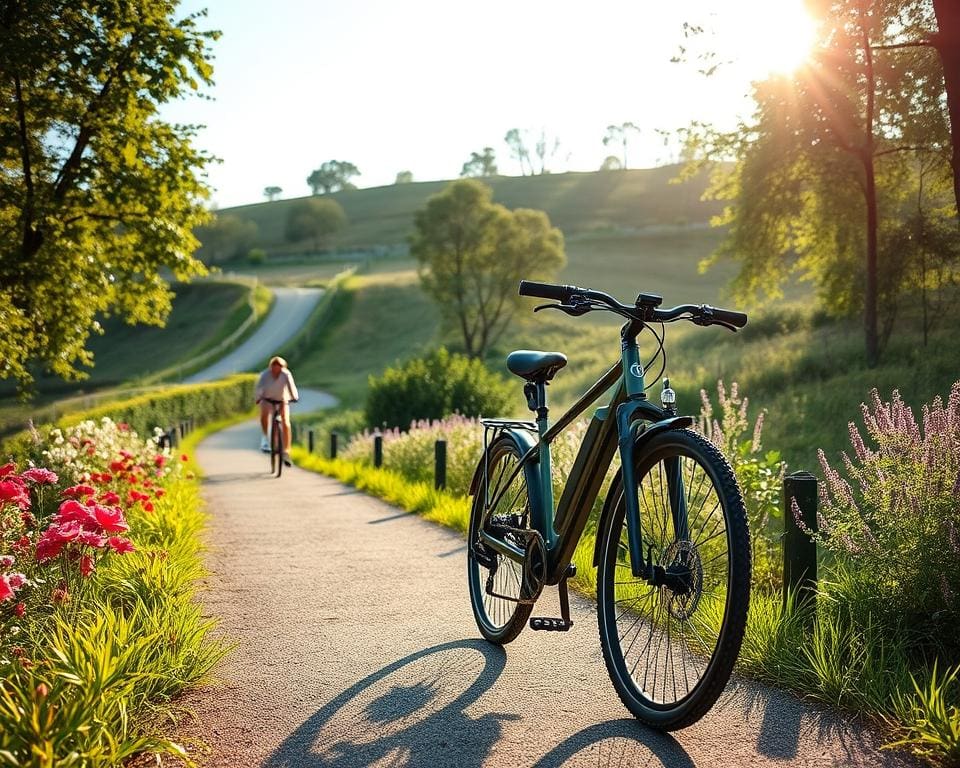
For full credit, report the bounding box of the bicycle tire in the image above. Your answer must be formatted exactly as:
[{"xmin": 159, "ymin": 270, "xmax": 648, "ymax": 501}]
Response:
[
  {"xmin": 467, "ymin": 435, "xmax": 535, "ymax": 644},
  {"xmin": 596, "ymin": 428, "xmax": 750, "ymax": 730},
  {"xmin": 272, "ymin": 418, "xmax": 284, "ymax": 478}
]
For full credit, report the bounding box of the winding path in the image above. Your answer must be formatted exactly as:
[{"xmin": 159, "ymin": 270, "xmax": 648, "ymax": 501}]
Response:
[{"xmin": 176, "ymin": 419, "xmax": 921, "ymax": 768}]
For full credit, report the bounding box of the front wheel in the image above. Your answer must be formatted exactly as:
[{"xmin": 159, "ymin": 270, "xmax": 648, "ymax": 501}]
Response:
[
  {"xmin": 597, "ymin": 428, "xmax": 750, "ymax": 730},
  {"xmin": 467, "ymin": 435, "xmax": 536, "ymax": 644},
  {"xmin": 272, "ymin": 418, "xmax": 284, "ymax": 477}
]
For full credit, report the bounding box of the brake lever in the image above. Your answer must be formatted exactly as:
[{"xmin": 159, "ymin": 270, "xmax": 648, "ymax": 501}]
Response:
[{"xmin": 534, "ymin": 303, "xmax": 591, "ymax": 316}]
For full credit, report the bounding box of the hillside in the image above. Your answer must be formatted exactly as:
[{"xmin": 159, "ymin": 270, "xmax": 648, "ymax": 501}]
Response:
[{"xmin": 215, "ymin": 165, "xmax": 723, "ymax": 254}]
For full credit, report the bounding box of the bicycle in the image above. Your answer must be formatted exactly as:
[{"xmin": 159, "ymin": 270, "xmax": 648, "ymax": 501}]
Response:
[
  {"xmin": 262, "ymin": 397, "xmax": 292, "ymax": 477},
  {"xmin": 467, "ymin": 280, "xmax": 752, "ymax": 730}
]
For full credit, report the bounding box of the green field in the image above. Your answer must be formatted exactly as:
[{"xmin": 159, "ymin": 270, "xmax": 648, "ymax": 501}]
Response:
[{"xmin": 217, "ymin": 165, "xmax": 724, "ymax": 254}]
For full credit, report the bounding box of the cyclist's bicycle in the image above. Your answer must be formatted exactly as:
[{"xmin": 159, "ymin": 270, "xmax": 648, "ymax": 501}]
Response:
[
  {"xmin": 262, "ymin": 397, "xmax": 294, "ymax": 477},
  {"xmin": 468, "ymin": 280, "xmax": 751, "ymax": 730}
]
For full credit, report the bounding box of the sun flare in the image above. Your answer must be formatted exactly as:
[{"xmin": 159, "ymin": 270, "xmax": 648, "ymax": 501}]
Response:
[{"xmin": 728, "ymin": 1, "xmax": 819, "ymax": 78}]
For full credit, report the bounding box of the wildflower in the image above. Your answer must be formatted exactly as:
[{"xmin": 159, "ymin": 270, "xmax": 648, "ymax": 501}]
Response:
[
  {"xmin": 79, "ymin": 555, "xmax": 95, "ymax": 577},
  {"xmin": 13, "ymin": 603, "xmax": 25, "ymax": 618},
  {"xmin": 22, "ymin": 467, "xmax": 58, "ymax": 485},
  {"xmin": 143, "ymin": 501, "xmax": 155, "ymax": 513},
  {"xmin": 55, "ymin": 499, "xmax": 97, "ymax": 526},
  {"xmin": 0, "ymin": 555, "xmax": 13, "ymax": 569},
  {"xmin": 0, "ymin": 576, "xmax": 13, "ymax": 601},
  {"xmin": 35, "ymin": 683, "xmax": 49, "ymax": 698},
  {"xmin": 0, "ymin": 480, "xmax": 30, "ymax": 510},
  {"xmin": 93, "ymin": 505, "xmax": 129, "ymax": 534},
  {"xmin": 0, "ymin": 463, "xmax": 16, "ymax": 478},
  {"xmin": 181, "ymin": 454, "xmax": 189, "ymax": 462},
  {"xmin": 107, "ymin": 536, "xmax": 135, "ymax": 554},
  {"xmin": 61, "ymin": 484, "xmax": 95, "ymax": 499},
  {"xmin": 154, "ymin": 455, "xmax": 167, "ymax": 468},
  {"xmin": 7, "ymin": 573, "xmax": 26, "ymax": 589},
  {"xmin": 99, "ymin": 491, "xmax": 121, "ymax": 506}
]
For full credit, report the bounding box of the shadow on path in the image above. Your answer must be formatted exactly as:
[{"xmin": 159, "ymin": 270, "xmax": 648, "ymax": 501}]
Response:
[
  {"xmin": 533, "ymin": 719, "xmax": 695, "ymax": 768},
  {"xmin": 265, "ymin": 639, "xmax": 511, "ymax": 768}
]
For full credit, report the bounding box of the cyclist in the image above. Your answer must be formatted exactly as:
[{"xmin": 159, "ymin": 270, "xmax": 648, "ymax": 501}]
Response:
[{"xmin": 255, "ymin": 355, "xmax": 300, "ymax": 465}]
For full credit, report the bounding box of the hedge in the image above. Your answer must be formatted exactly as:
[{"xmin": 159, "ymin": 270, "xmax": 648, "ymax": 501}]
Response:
[{"xmin": 1, "ymin": 374, "xmax": 257, "ymax": 463}]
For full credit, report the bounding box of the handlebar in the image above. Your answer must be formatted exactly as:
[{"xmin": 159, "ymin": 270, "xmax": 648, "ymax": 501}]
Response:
[{"xmin": 517, "ymin": 280, "xmax": 747, "ymax": 330}]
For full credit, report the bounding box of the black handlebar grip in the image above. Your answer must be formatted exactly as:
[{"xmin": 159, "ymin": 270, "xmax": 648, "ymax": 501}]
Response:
[
  {"xmin": 712, "ymin": 307, "xmax": 748, "ymax": 328},
  {"xmin": 518, "ymin": 280, "xmax": 574, "ymax": 301}
]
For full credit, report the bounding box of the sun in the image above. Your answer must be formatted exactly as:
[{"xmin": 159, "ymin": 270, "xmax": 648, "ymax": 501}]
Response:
[{"xmin": 726, "ymin": 1, "xmax": 820, "ymax": 78}]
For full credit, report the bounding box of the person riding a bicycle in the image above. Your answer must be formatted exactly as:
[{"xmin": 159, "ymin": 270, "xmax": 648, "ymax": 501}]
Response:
[{"xmin": 255, "ymin": 355, "xmax": 300, "ymax": 464}]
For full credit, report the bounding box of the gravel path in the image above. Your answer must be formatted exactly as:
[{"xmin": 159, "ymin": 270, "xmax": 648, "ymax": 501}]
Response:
[{"xmin": 176, "ymin": 417, "xmax": 921, "ymax": 768}]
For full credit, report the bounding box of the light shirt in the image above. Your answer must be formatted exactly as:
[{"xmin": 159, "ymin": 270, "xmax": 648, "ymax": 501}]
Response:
[{"xmin": 255, "ymin": 368, "xmax": 300, "ymax": 403}]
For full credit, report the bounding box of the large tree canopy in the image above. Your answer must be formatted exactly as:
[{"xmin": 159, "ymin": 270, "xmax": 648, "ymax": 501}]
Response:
[
  {"xmin": 410, "ymin": 179, "xmax": 565, "ymax": 359},
  {"xmin": 0, "ymin": 0, "xmax": 217, "ymax": 391},
  {"xmin": 687, "ymin": 0, "xmax": 956, "ymax": 366}
]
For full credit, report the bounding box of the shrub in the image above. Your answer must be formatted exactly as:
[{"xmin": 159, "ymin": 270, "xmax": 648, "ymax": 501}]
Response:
[
  {"xmin": 816, "ymin": 383, "xmax": 960, "ymax": 632},
  {"xmin": 364, "ymin": 348, "xmax": 510, "ymax": 429},
  {"xmin": 698, "ymin": 380, "xmax": 787, "ymax": 592}
]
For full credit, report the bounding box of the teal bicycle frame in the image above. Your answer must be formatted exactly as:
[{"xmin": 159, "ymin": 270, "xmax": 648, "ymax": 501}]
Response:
[{"xmin": 474, "ymin": 321, "xmax": 693, "ymax": 587}]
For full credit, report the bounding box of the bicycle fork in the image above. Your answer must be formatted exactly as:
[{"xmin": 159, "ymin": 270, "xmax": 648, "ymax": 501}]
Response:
[{"xmin": 616, "ymin": 398, "xmax": 694, "ymax": 583}]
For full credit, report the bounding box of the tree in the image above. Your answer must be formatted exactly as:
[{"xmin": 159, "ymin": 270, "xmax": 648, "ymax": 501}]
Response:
[
  {"xmin": 600, "ymin": 155, "xmax": 623, "ymax": 172},
  {"xmin": 306, "ymin": 160, "xmax": 360, "ymax": 194},
  {"xmin": 410, "ymin": 180, "xmax": 565, "ymax": 358},
  {"xmin": 0, "ymin": 1, "xmax": 216, "ymax": 391},
  {"xmin": 603, "ymin": 122, "xmax": 640, "ymax": 169},
  {"xmin": 195, "ymin": 215, "xmax": 259, "ymax": 264},
  {"xmin": 687, "ymin": 0, "xmax": 955, "ymax": 367},
  {"xmin": 284, "ymin": 198, "xmax": 347, "ymax": 252},
  {"xmin": 504, "ymin": 128, "xmax": 533, "ymax": 176},
  {"xmin": 460, "ymin": 147, "xmax": 498, "ymax": 178},
  {"xmin": 533, "ymin": 130, "xmax": 563, "ymax": 174},
  {"xmin": 395, "ymin": 170, "xmax": 414, "ymax": 184},
  {"xmin": 263, "ymin": 186, "xmax": 283, "ymax": 201}
]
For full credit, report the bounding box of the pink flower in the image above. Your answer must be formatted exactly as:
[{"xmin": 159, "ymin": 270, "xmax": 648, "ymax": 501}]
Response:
[
  {"xmin": 78, "ymin": 531, "xmax": 107, "ymax": 548},
  {"xmin": 0, "ymin": 577, "xmax": 13, "ymax": 601},
  {"xmin": 0, "ymin": 555, "xmax": 13, "ymax": 569},
  {"xmin": 55, "ymin": 500, "xmax": 97, "ymax": 527},
  {"xmin": 99, "ymin": 491, "xmax": 121, "ymax": 506},
  {"xmin": 0, "ymin": 480, "xmax": 30, "ymax": 510},
  {"xmin": 79, "ymin": 555, "xmax": 95, "ymax": 577},
  {"xmin": 107, "ymin": 537, "xmax": 135, "ymax": 554},
  {"xmin": 61, "ymin": 484, "xmax": 95, "ymax": 499},
  {"xmin": 7, "ymin": 573, "xmax": 25, "ymax": 589},
  {"xmin": 119, "ymin": 449, "xmax": 133, "ymax": 459},
  {"xmin": 117, "ymin": 423, "xmax": 130, "ymax": 432},
  {"xmin": 0, "ymin": 463, "xmax": 16, "ymax": 478},
  {"xmin": 22, "ymin": 467, "xmax": 58, "ymax": 485},
  {"xmin": 93, "ymin": 505, "xmax": 128, "ymax": 534}
]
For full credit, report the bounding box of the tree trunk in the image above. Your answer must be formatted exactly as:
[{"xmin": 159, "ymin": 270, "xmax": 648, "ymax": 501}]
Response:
[
  {"xmin": 862, "ymin": 4, "xmax": 880, "ymax": 368},
  {"xmin": 932, "ymin": 0, "xmax": 960, "ymax": 218}
]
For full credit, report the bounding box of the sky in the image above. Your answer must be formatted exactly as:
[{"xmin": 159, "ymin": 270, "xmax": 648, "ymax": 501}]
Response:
[{"xmin": 160, "ymin": 0, "xmax": 817, "ymax": 210}]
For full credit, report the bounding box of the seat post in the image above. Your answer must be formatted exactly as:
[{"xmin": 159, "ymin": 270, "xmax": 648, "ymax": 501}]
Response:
[{"xmin": 535, "ymin": 379, "xmax": 549, "ymax": 429}]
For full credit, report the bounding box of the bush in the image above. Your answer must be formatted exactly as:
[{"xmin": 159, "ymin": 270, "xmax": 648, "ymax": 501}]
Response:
[
  {"xmin": 364, "ymin": 348, "xmax": 510, "ymax": 430},
  {"xmin": 1, "ymin": 375, "xmax": 256, "ymax": 464},
  {"xmin": 816, "ymin": 383, "xmax": 960, "ymax": 632}
]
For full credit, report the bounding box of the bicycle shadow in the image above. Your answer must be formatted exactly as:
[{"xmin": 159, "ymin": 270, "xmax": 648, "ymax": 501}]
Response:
[
  {"xmin": 264, "ymin": 639, "xmax": 513, "ymax": 768},
  {"xmin": 531, "ymin": 719, "xmax": 696, "ymax": 768}
]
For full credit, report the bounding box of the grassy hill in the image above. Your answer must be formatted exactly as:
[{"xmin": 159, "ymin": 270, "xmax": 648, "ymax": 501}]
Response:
[{"xmin": 217, "ymin": 165, "xmax": 723, "ymax": 254}]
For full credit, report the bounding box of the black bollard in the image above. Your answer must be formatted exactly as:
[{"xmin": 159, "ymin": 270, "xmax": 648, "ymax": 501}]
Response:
[
  {"xmin": 435, "ymin": 439, "xmax": 447, "ymax": 490},
  {"xmin": 783, "ymin": 471, "xmax": 819, "ymax": 615},
  {"xmin": 330, "ymin": 432, "xmax": 338, "ymax": 459},
  {"xmin": 373, "ymin": 435, "xmax": 383, "ymax": 468},
  {"xmin": 308, "ymin": 429, "xmax": 315, "ymax": 454}
]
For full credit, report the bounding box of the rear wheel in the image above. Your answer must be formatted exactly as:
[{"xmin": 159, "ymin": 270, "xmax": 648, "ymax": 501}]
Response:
[
  {"xmin": 597, "ymin": 428, "xmax": 750, "ymax": 730},
  {"xmin": 272, "ymin": 418, "xmax": 284, "ymax": 477},
  {"xmin": 467, "ymin": 435, "xmax": 536, "ymax": 644}
]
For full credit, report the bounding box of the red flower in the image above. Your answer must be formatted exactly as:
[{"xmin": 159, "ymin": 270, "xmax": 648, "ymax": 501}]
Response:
[
  {"xmin": 119, "ymin": 449, "xmax": 133, "ymax": 459},
  {"xmin": 23, "ymin": 468, "xmax": 58, "ymax": 485},
  {"xmin": 61, "ymin": 484, "xmax": 95, "ymax": 499},
  {"xmin": 0, "ymin": 555, "xmax": 13, "ymax": 569},
  {"xmin": 85, "ymin": 445, "xmax": 95, "ymax": 456},
  {"xmin": 118, "ymin": 423, "xmax": 130, "ymax": 432},
  {"xmin": 0, "ymin": 462, "xmax": 16, "ymax": 478},
  {"xmin": 7, "ymin": 573, "xmax": 25, "ymax": 589},
  {"xmin": 99, "ymin": 473, "xmax": 113, "ymax": 483},
  {"xmin": 154, "ymin": 455, "xmax": 167, "ymax": 468},
  {"xmin": 0, "ymin": 480, "xmax": 30, "ymax": 510},
  {"xmin": 181, "ymin": 454, "xmax": 189, "ymax": 462},
  {"xmin": 155, "ymin": 488, "xmax": 166, "ymax": 498},
  {"xmin": 93, "ymin": 505, "xmax": 128, "ymax": 534},
  {"xmin": 20, "ymin": 511, "xmax": 35, "ymax": 528},
  {"xmin": 12, "ymin": 536, "xmax": 31, "ymax": 553},
  {"xmin": 99, "ymin": 491, "xmax": 121, "ymax": 505},
  {"xmin": 0, "ymin": 576, "xmax": 13, "ymax": 601},
  {"xmin": 55, "ymin": 500, "xmax": 97, "ymax": 527},
  {"xmin": 143, "ymin": 501, "xmax": 154, "ymax": 513},
  {"xmin": 109, "ymin": 460, "xmax": 127, "ymax": 473},
  {"xmin": 107, "ymin": 536, "xmax": 135, "ymax": 554},
  {"xmin": 78, "ymin": 531, "xmax": 107, "ymax": 548},
  {"xmin": 79, "ymin": 555, "xmax": 95, "ymax": 577},
  {"xmin": 14, "ymin": 602, "xmax": 25, "ymax": 618}
]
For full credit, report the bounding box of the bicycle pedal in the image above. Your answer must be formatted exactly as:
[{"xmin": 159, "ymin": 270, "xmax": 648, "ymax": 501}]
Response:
[{"xmin": 529, "ymin": 617, "xmax": 573, "ymax": 632}]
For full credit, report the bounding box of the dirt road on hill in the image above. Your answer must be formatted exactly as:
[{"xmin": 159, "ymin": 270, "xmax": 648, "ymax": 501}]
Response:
[{"xmin": 173, "ymin": 416, "xmax": 921, "ymax": 768}]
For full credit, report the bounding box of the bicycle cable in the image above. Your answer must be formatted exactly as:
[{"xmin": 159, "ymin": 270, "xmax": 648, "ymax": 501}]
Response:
[{"xmin": 642, "ymin": 322, "xmax": 667, "ymax": 392}]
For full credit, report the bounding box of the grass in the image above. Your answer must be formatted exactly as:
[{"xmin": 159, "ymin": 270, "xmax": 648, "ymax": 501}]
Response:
[{"xmin": 216, "ymin": 165, "xmax": 723, "ymax": 251}]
